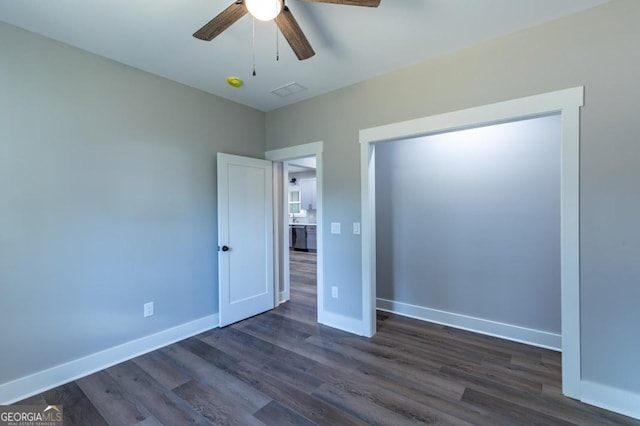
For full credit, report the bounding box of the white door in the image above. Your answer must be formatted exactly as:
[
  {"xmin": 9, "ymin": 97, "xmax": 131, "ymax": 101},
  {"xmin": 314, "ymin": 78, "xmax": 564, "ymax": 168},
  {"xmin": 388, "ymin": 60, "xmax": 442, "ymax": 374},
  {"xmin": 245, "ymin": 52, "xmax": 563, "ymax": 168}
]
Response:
[{"xmin": 218, "ymin": 153, "xmax": 274, "ymax": 327}]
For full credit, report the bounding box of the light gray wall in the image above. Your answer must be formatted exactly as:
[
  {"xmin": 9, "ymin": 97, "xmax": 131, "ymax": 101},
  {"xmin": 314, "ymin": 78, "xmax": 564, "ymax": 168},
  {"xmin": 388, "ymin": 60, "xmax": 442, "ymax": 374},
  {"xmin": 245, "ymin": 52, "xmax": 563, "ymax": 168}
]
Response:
[
  {"xmin": 375, "ymin": 115, "xmax": 561, "ymax": 333},
  {"xmin": 0, "ymin": 23, "xmax": 265, "ymax": 385},
  {"xmin": 289, "ymin": 171, "xmax": 316, "ymax": 187},
  {"xmin": 265, "ymin": 0, "xmax": 640, "ymax": 394}
]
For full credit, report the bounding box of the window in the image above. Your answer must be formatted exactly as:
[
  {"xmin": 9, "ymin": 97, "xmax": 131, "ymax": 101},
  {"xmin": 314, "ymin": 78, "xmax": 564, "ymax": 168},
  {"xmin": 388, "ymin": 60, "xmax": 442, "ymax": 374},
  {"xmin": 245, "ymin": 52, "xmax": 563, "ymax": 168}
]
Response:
[{"xmin": 289, "ymin": 190, "xmax": 301, "ymax": 215}]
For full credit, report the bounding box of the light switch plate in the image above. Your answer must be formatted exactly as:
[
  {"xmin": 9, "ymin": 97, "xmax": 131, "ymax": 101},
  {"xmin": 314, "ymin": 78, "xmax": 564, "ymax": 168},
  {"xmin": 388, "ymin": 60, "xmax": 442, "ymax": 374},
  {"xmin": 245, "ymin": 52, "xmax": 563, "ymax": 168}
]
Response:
[
  {"xmin": 353, "ymin": 222, "xmax": 361, "ymax": 235},
  {"xmin": 143, "ymin": 302, "xmax": 154, "ymax": 317},
  {"xmin": 331, "ymin": 222, "xmax": 341, "ymax": 234}
]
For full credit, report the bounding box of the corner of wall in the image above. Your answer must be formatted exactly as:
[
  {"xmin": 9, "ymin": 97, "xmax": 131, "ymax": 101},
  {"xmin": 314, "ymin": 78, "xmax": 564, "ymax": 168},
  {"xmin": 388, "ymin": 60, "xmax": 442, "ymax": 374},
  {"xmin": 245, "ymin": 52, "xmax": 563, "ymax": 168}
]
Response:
[
  {"xmin": 377, "ymin": 298, "xmax": 562, "ymax": 351},
  {"xmin": 0, "ymin": 315, "xmax": 219, "ymax": 405},
  {"xmin": 318, "ymin": 310, "xmax": 367, "ymax": 336},
  {"xmin": 580, "ymin": 381, "xmax": 640, "ymax": 421}
]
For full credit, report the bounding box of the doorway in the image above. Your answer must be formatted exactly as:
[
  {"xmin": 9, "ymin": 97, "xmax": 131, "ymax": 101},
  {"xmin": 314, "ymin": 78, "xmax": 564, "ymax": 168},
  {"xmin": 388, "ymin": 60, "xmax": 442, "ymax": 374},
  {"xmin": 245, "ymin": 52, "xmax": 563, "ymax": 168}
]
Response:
[
  {"xmin": 374, "ymin": 114, "xmax": 562, "ymax": 348},
  {"xmin": 285, "ymin": 158, "xmax": 318, "ymax": 314},
  {"xmin": 360, "ymin": 87, "xmax": 584, "ymax": 398},
  {"xmin": 265, "ymin": 141, "xmax": 324, "ymax": 323}
]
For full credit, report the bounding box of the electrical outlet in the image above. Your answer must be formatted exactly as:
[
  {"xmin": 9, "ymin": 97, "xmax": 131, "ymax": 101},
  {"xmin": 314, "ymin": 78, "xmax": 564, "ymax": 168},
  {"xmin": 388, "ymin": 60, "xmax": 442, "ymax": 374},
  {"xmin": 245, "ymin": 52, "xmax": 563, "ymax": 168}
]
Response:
[
  {"xmin": 144, "ymin": 302, "xmax": 154, "ymax": 317},
  {"xmin": 331, "ymin": 286, "xmax": 339, "ymax": 299}
]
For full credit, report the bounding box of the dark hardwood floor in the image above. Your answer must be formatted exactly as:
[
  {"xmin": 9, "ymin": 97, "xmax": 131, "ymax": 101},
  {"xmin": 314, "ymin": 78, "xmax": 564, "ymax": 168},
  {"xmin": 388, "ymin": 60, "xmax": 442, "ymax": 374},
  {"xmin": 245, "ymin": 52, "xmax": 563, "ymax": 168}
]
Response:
[{"xmin": 16, "ymin": 250, "xmax": 640, "ymax": 425}]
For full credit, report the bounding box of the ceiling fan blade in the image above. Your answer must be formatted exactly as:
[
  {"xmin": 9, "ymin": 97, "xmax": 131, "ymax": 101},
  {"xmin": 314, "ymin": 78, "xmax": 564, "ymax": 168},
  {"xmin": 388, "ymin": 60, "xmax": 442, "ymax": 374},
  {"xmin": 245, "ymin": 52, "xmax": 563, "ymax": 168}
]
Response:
[
  {"xmin": 275, "ymin": 6, "xmax": 315, "ymax": 60},
  {"xmin": 193, "ymin": 1, "xmax": 248, "ymax": 41},
  {"xmin": 297, "ymin": 0, "xmax": 380, "ymax": 7}
]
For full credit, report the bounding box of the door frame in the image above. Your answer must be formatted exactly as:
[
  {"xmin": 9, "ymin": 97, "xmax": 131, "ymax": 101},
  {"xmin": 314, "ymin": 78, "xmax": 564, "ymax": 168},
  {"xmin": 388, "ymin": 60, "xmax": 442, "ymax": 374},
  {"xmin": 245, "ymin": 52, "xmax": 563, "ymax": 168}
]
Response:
[
  {"xmin": 266, "ymin": 142, "xmax": 324, "ymax": 322},
  {"xmin": 359, "ymin": 87, "xmax": 584, "ymax": 399}
]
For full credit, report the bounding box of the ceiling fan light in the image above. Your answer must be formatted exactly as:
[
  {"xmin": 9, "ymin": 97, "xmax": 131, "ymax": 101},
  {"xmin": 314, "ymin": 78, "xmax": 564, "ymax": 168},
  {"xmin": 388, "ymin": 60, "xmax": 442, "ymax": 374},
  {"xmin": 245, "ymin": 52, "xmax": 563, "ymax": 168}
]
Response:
[{"xmin": 245, "ymin": 0, "xmax": 283, "ymax": 21}]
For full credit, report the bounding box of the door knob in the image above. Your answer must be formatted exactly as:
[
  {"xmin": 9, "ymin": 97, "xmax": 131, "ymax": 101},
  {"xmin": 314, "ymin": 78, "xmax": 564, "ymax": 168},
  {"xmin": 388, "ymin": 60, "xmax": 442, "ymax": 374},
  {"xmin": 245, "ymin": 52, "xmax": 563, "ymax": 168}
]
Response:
[{"xmin": 221, "ymin": 245, "xmax": 230, "ymax": 252}]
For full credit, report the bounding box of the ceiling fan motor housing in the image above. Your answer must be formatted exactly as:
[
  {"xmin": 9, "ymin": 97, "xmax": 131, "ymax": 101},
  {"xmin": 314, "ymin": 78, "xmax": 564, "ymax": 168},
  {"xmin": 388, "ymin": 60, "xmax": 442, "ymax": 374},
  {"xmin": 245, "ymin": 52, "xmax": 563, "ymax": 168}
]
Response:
[{"xmin": 193, "ymin": 0, "xmax": 381, "ymax": 60}]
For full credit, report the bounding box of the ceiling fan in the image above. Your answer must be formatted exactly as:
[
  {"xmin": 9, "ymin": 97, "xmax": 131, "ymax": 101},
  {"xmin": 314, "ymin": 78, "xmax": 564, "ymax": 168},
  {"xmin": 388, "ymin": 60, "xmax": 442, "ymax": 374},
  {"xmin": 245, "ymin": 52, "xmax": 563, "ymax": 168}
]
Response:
[{"xmin": 193, "ymin": 0, "xmax": 381, "ymax": 61}]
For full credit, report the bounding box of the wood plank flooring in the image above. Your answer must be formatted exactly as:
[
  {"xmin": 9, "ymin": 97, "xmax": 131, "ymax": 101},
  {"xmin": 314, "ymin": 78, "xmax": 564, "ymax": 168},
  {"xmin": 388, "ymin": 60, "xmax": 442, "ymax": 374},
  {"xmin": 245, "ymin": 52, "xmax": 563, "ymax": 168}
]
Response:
[{"xmin": 16, "ymin": 250, "xmax": 640, "ymax": 425}]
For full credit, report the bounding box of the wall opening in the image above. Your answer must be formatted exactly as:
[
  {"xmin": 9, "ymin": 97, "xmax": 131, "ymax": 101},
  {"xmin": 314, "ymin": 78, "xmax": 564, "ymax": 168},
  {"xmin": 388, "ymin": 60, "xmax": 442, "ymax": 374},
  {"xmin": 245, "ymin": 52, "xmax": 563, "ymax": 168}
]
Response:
[
  {"xmin": 284, "ymin": 158, "xmax": 318, "ymax": 307},
  {"xmin": 266, "ymin": 142, "xmax": 325, "ymax": 325},
  {"xmin": 374, "ymin": 114, "xmax": 561, "ymax": 349},
  {"xmin": 360, "ymin": 87, "xmax": 583, "ymax": 398}
]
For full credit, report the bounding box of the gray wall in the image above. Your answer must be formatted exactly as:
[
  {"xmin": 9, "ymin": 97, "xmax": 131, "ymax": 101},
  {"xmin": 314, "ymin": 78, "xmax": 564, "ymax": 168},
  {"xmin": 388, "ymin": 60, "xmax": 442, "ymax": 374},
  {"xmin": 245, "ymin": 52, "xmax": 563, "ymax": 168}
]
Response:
[
  {"xmin": 375, "ymin": 115, "xmax": 561, "ymax": 333},
  {"xmin": 266, "ymin": 0, "xmax": 640, "ymax": 394},
  {"xmin": 0, "ymin": 23, "xmax": 265, "ymax": 385}
]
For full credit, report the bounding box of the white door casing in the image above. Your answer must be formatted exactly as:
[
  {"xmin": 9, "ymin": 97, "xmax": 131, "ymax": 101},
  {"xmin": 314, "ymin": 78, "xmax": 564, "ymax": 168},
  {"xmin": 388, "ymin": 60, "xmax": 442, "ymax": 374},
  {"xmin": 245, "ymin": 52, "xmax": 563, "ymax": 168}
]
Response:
[
  {"xmin": 217, "ymin": 153, "xmax": 274, "ymax": 327},
  {"xmin": 265, "ymin": 142, "xmax": 324, "ymax": 323},
  {"xmin": 360, "ymin": 87, "xmax": 583, "ymax": 398}
]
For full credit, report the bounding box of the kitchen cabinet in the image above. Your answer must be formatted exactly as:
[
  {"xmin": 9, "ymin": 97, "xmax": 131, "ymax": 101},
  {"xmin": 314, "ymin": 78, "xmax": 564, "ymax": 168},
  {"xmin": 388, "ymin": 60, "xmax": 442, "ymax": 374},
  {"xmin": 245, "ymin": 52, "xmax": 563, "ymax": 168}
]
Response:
[
  {"xmin": 289, "ymin": 226, "xmax": 294, "ymax": 249},
  {"xmin": 289, "ymin": 224, "xmax": 316, "ymax": 252},
  {"xmin": 300, "ymin": 178, "xmax": 316, "ymax": 211}
]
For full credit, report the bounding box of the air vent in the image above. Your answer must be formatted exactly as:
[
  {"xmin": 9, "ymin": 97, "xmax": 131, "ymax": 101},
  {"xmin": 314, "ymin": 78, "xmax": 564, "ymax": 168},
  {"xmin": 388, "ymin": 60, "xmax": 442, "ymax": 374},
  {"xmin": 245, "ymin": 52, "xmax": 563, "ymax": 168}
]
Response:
[{"xmin": 270, "ymin": 82, "xmax": 307, "ymax": 98}]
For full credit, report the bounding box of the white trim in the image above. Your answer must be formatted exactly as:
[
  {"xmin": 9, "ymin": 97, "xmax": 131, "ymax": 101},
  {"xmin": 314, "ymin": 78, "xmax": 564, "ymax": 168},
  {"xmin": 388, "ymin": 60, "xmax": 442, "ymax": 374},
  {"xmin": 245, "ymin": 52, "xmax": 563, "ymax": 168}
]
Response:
[
  {"xmin": 266, "ymin": 141, "xmax": 323, "ymax": 161},
  {"xmin": 279, "ymin": 290, "xmax": 289, "ymax": 304},
  {"xmin": 378, "ymin": 298, "xmax": 561, "ymax": 351},
  {"xmin": 281, "ymin": 162, "xmax": 292, "ymax": 302},
  {"xmin": 318, "ymin": 310, "xmax": 367, "ymax": 336},
  {"xmin": 580, "ymin": 381, "xmax": 640, "ymax": 421},
  {"xmin": 0, "ymin": 314, "xmax": 219, "ymax": 405},
  {"xmin": 360, "ymin": 87, "xmax": 583, "ymax": 398},
  {"xmin": 265, "ymin": 142, "xmax": 324, "ymax": 325},
  {"xmin": 559, "ymin": 104, "xmax": 581, "ymax": 398},
  {"xmin": 360, "ymin": 140, "xmax": 376, "ymax": 337},
  {"xmin": 360, "ymin": 88, "xmax": 583, "ymax": 144},
  {"xmin": 272, "ymin": 162, "xmax": 284, "ymax": 308}
]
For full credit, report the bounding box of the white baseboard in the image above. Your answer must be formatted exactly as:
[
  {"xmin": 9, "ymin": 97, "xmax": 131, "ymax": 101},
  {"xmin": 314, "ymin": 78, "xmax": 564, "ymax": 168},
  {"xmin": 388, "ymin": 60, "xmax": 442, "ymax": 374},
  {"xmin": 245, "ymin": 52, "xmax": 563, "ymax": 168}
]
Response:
[
  {"xmin": 319, "ymin": 310, "xmax": 366, "ymax": 336},
  {"xmin": 580, "ymin": 380, "xmax": 640, "ymax": 421},
  {"xmin": 0, "ymin": 314, "xmax": 219, "ymax": 405},
  {"xmin": 377, "ymin": 298, "xmax": 561, "ymax": 351}
]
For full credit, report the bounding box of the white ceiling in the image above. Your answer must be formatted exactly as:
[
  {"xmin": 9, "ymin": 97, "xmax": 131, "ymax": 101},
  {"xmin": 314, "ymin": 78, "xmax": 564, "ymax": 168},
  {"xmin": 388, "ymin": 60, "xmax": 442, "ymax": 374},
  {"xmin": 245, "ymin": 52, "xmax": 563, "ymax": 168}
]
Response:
[{"xmin": 1, "ymin": 0, "xmax": 609, "ymax": 112}]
